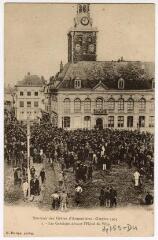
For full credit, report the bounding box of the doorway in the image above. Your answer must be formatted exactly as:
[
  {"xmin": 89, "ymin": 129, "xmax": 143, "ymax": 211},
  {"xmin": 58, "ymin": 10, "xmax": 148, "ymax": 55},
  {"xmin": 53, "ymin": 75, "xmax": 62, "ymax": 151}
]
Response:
[
  {"xmin": 84, "ymin": 116, "xmax": 91, "ymax": 129},
  {"xmin": 96, "ymin": 118, "xmax": 103, "ymax": 130}
]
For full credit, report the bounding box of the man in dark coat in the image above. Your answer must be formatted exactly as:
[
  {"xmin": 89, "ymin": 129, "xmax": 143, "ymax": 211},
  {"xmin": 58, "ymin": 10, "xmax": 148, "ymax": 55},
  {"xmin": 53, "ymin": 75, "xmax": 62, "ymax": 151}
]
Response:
[
  {"xmin": 82, "ymin": 164, "xmax": 87, "ymax": 182},
  {"xmin": 40, "ymin": 168, "xmax": 46, "ymax": 184},
  {"xmin": 99, "ymin": 187, "xmax": 105, "ymax": 206},
  {"xmin": 110, "ymin": 186, "xmax": 117, "ymax": 207},
  {"xmin": 30, "ymin": 176, "xmax": 40, "ymax": 196},
  {"xmin": 30, "ymin": 166, "xmax": 36, "ymax": 178},
  {"xmin": 87, "ymin": 164, "xmax": 93, "ymax": 180},
  {"xmin": 34, "ymin": 176, "xmax": 40, "ymax": 196},
  {"xmin": 145, "ymin": 192, "xmax": 153, "ymax": 205},
  {"xmin": 104, "ymin": 187, "xmax": 110, "ymax": 207},
  {"xmin": 30, "ymin": 178, "xmax": 36, "ymax": 196},
  {"xmin": 106, "ymin": 156, "xmax": 111, "ymax": 170},
  {"xmin": 14, "ymin": 167, "xmax": 22, "ymax": 186},
  {"xmin": 51, "ymin": 191, "xmax": 60, "ymax": 210}
]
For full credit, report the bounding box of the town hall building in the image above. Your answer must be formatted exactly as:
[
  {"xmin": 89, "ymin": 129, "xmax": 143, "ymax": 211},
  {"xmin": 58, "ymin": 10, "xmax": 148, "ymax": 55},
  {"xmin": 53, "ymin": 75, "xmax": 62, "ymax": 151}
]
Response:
[{"xmin": 45, "ymin": 3, "xmax": 154, "ymax": 132}]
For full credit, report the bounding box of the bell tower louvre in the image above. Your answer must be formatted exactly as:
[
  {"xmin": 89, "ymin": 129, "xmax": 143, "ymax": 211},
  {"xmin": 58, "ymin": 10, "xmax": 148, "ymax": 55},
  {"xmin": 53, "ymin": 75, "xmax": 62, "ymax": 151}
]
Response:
[{"xmin": 68, "ymin": 3, "xmax": 98, "ymax": 63}]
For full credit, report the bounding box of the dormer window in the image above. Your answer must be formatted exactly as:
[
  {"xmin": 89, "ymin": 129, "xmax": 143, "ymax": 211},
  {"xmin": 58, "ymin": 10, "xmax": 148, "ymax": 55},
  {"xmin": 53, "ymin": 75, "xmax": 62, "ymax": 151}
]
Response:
[
  {"xmin": 74, "ymin": 78, "xmax": 81, "ymax": 89},
  {"xmin": 118, "ymin": 78, "xmax": 124, "ymax": 89}
]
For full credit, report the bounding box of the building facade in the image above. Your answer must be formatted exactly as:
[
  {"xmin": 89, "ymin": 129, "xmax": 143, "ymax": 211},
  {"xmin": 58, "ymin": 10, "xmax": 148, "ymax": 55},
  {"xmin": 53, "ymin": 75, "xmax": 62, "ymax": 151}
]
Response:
[
  {"xmin": 47, "ymin": 3, "xmax": 155, "ymax": 132},
  {"xmin": 56, "ymin": 86, "xmax": 154, "ymax": 132},
  {"xmin": 15, "ymin": 73, "xmax": 46, "ymax": 122}
]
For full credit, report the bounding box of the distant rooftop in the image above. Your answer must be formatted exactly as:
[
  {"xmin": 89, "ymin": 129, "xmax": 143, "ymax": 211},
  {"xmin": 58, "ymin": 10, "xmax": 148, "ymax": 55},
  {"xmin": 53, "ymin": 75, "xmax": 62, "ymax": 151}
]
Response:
[{"xmin": 16, "ymin": 72, "xmax": 46, "ymax": 87}]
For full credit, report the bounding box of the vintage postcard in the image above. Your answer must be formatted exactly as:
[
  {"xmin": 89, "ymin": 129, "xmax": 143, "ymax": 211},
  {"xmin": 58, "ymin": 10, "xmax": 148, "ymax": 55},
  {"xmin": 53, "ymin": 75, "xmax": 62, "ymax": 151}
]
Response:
[{"xmin": 4, "ymin": 2, "xmax": 155, "ymax": 237}]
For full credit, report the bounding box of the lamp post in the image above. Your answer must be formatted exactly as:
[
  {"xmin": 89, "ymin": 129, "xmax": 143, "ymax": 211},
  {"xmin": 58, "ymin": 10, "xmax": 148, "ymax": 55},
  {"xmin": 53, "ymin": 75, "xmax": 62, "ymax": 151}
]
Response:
[{"xmin": 27, "ymin": 117, "xmax": 31, "ymax": 199}]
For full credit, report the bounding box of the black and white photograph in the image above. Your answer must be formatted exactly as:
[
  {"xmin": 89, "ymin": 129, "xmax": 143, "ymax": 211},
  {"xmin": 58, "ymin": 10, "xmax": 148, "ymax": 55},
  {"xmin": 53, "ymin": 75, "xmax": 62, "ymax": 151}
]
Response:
[{"xmin": 3, "ymin": 2, "xmax": 155, "ymax": 237}]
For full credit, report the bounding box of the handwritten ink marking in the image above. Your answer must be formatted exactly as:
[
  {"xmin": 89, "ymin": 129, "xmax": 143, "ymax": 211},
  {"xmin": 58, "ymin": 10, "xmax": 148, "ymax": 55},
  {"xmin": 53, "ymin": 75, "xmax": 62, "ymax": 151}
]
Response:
[{"xmin": 102, "ymin": 224, "xmax": 138, "ymax": 234}]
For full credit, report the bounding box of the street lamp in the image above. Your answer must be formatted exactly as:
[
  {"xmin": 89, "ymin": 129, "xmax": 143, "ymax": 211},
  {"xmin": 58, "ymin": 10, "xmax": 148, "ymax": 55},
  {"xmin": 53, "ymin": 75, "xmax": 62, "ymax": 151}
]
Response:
[{"xmin": 27, "ymin": 117, "xmax": 31, "ymax": 199}]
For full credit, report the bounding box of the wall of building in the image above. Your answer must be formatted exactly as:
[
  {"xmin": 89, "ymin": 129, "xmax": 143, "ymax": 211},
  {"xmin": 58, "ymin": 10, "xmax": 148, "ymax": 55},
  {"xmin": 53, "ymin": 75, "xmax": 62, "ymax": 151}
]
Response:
[
  {"xmin": 15, "ymin": 86, "xmax": 45, "ymax": 122},
  {"xmin": 54, "ymin": 89, "xmax": 154, "ymax": 132}
]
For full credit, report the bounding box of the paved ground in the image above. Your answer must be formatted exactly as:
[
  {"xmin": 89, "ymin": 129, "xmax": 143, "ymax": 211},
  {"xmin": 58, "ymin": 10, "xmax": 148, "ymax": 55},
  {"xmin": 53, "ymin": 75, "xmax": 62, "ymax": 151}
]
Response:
[
  {"xmin": 64, "ymin": 163, "xmax": 154, "ymax": 208},
  {"xmin": 40, "ymin": 163, "xmax": 58, "ymax": 208},
  {"xmin": 4, "ymin": 162, "xmax": 58, "ymax": 209},
  {"xmin": 4, "ymin": 161, "xmax": 154, "ymax": 209}
]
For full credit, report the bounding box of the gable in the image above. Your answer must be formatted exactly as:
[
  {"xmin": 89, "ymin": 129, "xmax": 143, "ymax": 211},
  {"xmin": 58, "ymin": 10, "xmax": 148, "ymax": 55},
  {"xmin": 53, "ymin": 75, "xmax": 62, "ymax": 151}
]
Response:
[{"xmin": 93, "ymin": 81, "xmax": 108, "ymax": 91}]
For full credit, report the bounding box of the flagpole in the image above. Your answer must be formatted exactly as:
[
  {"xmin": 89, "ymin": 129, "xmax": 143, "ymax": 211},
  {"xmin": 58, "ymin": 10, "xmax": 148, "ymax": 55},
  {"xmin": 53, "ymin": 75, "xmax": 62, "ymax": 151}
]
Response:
[{"xmin": 27, "ymin": 117, "xmax": 31, "ymax": 199}]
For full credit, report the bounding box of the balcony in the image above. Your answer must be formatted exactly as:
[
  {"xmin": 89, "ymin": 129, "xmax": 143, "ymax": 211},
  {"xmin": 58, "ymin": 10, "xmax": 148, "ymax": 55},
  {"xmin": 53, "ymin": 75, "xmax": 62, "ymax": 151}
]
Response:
[{"xmin": 94, "ymin": 109, "xmax": 107, "ymax": 115}]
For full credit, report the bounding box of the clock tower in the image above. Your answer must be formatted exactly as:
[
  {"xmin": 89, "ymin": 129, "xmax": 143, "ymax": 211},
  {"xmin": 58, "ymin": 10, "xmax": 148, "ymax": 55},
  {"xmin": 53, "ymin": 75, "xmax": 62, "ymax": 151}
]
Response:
[{"xmin": 68, "ymin": 3, "xmax": 98, "ymax": 63}]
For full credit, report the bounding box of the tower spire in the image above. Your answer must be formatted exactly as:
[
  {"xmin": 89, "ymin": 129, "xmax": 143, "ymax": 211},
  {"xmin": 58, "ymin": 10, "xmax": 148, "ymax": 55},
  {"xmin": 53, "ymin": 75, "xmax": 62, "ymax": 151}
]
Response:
[{"xmin": 60, "ymin": 61, "xmax": 63, "ymax": 72}]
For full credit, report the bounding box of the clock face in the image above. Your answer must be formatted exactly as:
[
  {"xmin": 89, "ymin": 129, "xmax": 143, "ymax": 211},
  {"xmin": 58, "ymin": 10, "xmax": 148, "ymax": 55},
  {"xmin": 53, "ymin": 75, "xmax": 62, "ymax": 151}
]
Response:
[
  {"xmin": 81, "ymin": 17, "xmax": 89, "ymax": 26},
  {"xmin": 75, "ymin": 44, "xmax": 81, "ymax": 53},
  {"xmin": 88, "ymin": 44, "xmax": 95, "ymax": 53}
]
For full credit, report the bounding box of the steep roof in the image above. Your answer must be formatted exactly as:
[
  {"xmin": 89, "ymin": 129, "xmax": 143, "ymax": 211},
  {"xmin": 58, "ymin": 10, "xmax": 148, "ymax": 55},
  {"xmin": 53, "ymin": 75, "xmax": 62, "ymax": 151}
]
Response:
[
  {"xmin": 16, "ymin": 74, "xmax": 46, "ymax": 87},
  {"xmin": 57, "ymin": 61, "xmax": 154, "ymax": 90}
]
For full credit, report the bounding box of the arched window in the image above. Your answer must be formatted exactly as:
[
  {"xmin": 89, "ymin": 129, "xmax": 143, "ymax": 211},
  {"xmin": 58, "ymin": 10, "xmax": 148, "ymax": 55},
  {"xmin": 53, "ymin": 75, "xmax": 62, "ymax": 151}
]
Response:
[
  {"xmin": 118, "ymin": 78, "xmax": 124, "ymax": 89},
  {"xmin": 84, "ymin": 116, "xmax": 91, "ymax": 129},
  {"xmin": 127, "ymin": 98, "xmax": 134, "ymax": 111},
  {"xmin": 79, "ymin": 4, "xmax": 82, "ymax": 13},
  {"xmin": 63, "ymin": 116, "xmax": 70, "ymax": 128},
  {"xmin": 83, "ymin": 4, "xmax": 87, "ymax": 12},
  {"xmin": 139, "ymin": 98, "xmax": 146, "ymax": 111},
  {"xmin": 74, "ymin": 98, "xmax": 81, "ymax": 113},
  {"xmin": 118, "ymin": 98, "xmax": 124, "ymax": 111},
  {"xmin": 87, "ymin": 4, "xmax": 90, "ymax": 12},
  {"xmin": 108, "ymin": 98, "xmax": 115, "ymax": 111},
  {"xmin": 64, "ymin": 98, "xmax": 70, "ymax": 113},
  {"xmin": 96, "ymin": 98, "xmax": 103, "ymax": 110},
  {"xmin": 84, "ymin": 98, "xmax": 91, "ymax": 113}
]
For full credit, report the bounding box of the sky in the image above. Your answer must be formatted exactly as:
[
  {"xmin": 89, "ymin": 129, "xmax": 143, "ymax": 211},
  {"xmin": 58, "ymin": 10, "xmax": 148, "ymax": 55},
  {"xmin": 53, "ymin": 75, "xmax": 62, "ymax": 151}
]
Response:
[{"xmin": 4, "ymin": 3, "xmax": 155, "ymax": 87}]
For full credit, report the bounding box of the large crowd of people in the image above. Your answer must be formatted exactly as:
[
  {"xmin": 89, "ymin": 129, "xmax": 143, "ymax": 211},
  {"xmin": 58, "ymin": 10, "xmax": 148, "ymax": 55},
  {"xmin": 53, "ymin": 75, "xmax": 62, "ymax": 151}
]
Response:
[
  {"xmin": 4, "ymin": 119, "xmax": 154, "ymax": 208},
  {"xmin": 30, "ymin": 125, "xmax": 154, "ymax": 182}
]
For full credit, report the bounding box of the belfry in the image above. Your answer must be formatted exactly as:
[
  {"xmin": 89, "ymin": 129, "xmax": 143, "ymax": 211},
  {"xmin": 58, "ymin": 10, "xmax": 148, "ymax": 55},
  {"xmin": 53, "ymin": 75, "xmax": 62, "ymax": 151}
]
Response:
[{"xmin": 68, "ymin": 3, "xmax": 98, "ymax": 63}]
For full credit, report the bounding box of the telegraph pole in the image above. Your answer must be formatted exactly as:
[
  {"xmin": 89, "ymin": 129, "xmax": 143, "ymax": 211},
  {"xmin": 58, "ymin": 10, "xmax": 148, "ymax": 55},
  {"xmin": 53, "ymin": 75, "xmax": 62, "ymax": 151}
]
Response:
[{"xmin": 27, "ymin": 118, "xmax": 31, "ymax": 199}]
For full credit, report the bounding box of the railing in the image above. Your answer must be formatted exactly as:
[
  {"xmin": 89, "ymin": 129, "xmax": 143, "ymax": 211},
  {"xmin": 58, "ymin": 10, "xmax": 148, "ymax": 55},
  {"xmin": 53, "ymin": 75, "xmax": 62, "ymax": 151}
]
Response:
[{"xmin": 93, "ymin": 109, "xmax": 107, "ymax": 115}]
